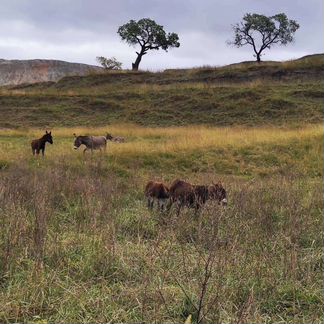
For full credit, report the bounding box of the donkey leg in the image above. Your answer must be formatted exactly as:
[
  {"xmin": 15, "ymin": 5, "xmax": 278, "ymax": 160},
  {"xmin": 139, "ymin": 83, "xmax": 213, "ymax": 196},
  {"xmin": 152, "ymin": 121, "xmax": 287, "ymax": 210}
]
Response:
[
  {"xmin": 166, "ymin": 199, "xmax": 173, "ymax": 213},
  {"xmin": 161, "ymin": 199, "xmax": 168, "ymax": 212},
  {"xmin": 176, "ymin": 201, "xmax": 182, "ymax": 217},
  {"xmin": 159, "ymin": 199, "xmax": 168, "ymax": 212},
  {"xmin": 147, "ymin": 197, "xmax": 154, "ymax": 210},
  {"xmin": 194, "ymin": 205, "xmax": 200, "ymax": 217},
  {"xmin": 159, "ymin": 199, "xmax": 163, "ymax": 212}
]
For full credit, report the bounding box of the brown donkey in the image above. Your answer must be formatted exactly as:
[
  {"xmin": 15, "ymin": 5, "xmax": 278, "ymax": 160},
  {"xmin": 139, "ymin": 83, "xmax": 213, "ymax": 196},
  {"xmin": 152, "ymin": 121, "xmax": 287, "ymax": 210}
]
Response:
[{"xmin": 31, "ymin": 131, "xmax": 53, "ymax": 156}]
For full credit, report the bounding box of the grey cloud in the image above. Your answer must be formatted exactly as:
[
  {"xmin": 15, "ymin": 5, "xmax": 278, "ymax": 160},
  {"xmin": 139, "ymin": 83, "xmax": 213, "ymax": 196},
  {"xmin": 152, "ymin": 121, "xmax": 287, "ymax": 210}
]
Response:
[{"xmin": 0, "ymin": 0, "xmax": 322, "ymax": 69}]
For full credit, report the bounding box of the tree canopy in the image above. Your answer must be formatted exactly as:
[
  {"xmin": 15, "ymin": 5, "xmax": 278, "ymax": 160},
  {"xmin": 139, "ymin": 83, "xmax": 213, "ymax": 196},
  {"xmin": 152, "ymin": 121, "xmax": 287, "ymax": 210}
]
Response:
[
  {"xmin": 117, "ymin": 18, "xmax": 180, "ymax": 70},
  {"xmin": 96, "ymin": 56, "xmax": 122, "ymax": 70},
  {"xmin": 229, "ymin": 13, "xmax": 299, "ymax": 62}
]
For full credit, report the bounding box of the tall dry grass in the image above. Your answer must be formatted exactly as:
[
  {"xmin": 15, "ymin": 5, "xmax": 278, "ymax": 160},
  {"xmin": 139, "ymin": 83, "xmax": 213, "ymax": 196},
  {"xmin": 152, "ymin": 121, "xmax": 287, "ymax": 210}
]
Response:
[
  {"xmin": 0, "ymin": 162, "xmax": 322, "ymax": 323},
  {"xmin": 0, "ymin": 123, "xmax": 322, "ymax": 159},
  {"xmin": 0, "ymin": 124, "xmax": 322, "ymax": 323}
]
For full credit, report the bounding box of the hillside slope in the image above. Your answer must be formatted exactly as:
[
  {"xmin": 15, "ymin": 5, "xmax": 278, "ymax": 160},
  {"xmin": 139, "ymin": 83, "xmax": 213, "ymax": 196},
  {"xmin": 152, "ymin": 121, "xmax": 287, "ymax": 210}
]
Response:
[
  {"xmin": 0, "ymin": 59, "xmax": 102, "ymax": 86},
  {"xmin": 0, "ymin": 54, "xmax": 323, "ymax": 128}
]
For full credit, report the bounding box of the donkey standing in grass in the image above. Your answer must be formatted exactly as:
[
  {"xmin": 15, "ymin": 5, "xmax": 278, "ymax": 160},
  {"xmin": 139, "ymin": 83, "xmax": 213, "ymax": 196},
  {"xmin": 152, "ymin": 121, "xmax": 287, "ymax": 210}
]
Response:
[
  {"xmin": 31, "ymin": 131, "xmax": 53, "ymax": 156},
  {"xmin": 73, "ymin": 133, "xmax": 113, "ymax": 153}
]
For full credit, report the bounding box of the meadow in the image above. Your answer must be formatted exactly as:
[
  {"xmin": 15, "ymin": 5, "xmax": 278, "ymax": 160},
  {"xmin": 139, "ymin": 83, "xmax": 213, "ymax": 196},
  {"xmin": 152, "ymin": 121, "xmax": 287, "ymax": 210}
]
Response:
[
  {"xmin": 0, "ymin": 123, "xmax": 323, "ymax": 323},
  {"xmin": 0, "ymin": 55, "xmax": 323, "ymax": 323}
]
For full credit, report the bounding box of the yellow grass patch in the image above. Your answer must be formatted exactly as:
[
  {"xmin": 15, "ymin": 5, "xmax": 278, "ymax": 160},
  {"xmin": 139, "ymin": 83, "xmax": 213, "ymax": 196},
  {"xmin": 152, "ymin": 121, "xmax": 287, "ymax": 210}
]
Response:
[
  {"xmin": 0, "ymin": 124, "xmax": 322, "ymax": 148},
  {"xmin": 0, "ymin": 124, "xmax": 322, "ymax": 164}
]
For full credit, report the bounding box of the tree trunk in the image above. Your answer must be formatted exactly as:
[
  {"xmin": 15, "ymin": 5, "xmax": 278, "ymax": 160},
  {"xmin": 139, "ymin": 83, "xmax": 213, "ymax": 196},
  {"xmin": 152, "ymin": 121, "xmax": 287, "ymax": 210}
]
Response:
[
  {"xmin": 132, "ymin": 47, "xmax": 147, "ymax": 71},
  {"xmin": 256, "ymin": 53, "xmax": 261, "ymax": 63},
  {"xmin": 132, "ymin": 53, "xmax": 143, "ymax": 71}
]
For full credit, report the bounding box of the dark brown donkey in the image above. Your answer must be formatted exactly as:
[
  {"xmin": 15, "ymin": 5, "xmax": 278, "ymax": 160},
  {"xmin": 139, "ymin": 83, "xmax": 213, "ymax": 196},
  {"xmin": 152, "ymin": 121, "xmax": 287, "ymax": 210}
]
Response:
[
  {"xmin": 31, "ymin": 131, "xmax": 53, "ymax": 156},
  {"xmin": 169, "ymin": 179, "xmax": 207, "ymax": 215},
  {"xmin": 169, "ymin": 179, "xmax": 227, "ymax": 216}
]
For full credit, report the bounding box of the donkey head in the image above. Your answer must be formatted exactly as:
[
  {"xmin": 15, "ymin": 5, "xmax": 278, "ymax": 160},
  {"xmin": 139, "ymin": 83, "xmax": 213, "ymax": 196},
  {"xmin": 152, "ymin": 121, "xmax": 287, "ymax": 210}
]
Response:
[
  {"xmin": 106, "ymin": 133, "xmax": 114, "ymax": 141},
  {"xmin": 44, "ymin": 131, "xmax": 53, "ymax": 144},
  {"xmin": 209, "ymin": 182, "xmax": 227, "ymax": 206},
  {"xmin": 73, "ymin": 133, "xmax": 82, "ymax": 149}
]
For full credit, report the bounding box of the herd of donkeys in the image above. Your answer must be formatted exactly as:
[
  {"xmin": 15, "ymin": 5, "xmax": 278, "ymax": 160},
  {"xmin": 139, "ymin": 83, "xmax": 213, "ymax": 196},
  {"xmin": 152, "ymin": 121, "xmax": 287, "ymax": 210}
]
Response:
[
  {"xmin": 30, "ymin": 130, "xmax": 124, "ymax": 155},
  {"xmin": 145, "ymin": 179, "xmax": 227, "ymax": 215},
  {"xmin": 30, "ymin": 131, "xmax": 228, "ymax": 213}
]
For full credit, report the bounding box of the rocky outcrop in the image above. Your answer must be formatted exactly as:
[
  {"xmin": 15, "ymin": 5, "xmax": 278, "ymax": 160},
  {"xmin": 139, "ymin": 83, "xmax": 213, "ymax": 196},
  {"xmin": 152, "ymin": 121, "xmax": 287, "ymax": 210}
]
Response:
[{"xmin": 0, "ymin": 59, "xmax": 103, "ymax": 86}]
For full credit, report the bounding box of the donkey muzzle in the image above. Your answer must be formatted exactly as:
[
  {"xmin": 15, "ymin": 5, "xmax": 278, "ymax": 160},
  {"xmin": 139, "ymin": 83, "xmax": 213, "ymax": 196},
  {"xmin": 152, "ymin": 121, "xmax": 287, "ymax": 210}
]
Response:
[{"xmin": 221, "ymin": 198, "xmax": 228, "ymax": 206}]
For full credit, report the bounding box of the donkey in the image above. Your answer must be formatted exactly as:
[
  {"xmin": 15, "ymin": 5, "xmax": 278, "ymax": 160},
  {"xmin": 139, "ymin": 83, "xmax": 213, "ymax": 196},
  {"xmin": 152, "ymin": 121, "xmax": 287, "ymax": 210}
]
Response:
[
  {"xmin": 31, "ymin": 131, "xmax": 53, "ymax": 156},
  {"xmin": 111, "ymin": 135, "xmax": 126, "ymax": 143},
  {"xmin": 145, "ymin": 181, "xmax": 170, "ymax": 211},
  {"xmin": 169, "ymin": 179, "xmax": 227, "ymax": 216},
  {"xmin": 73, "ymin": 133, "xmax": 113, "ymax": 153}
]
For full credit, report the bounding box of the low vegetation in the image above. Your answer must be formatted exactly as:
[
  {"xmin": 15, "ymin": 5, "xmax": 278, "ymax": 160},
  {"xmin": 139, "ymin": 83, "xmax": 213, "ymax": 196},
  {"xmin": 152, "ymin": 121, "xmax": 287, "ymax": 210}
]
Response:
[
  {"xmin": 0, "ymin": 124, "xmax": 323, "ymax": 323},
  {"xmin": 0, "ymin": 54, "xmax": 323, "ymax": 128}
]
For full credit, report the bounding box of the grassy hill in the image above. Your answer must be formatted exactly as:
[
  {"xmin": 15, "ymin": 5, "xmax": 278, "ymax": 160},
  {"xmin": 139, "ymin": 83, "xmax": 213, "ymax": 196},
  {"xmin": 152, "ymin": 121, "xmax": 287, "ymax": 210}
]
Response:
[{"xmin": 0, "ymin": 54, "xmax": 323, "ymax": 128}]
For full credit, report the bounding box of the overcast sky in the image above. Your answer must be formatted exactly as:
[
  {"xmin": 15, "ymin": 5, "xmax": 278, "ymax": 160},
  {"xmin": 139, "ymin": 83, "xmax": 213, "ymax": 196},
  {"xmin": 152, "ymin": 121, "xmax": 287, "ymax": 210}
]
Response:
[{"xmin": 0, "ymin": 0, "xmax": 323, "ymax": 70}]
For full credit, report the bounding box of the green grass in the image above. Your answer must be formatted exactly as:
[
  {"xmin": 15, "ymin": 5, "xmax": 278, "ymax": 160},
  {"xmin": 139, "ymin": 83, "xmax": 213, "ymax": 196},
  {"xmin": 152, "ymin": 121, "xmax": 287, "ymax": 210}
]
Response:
[{"xmin": 0, "ymin": 54, "xmax": 323, "ymax": 128}]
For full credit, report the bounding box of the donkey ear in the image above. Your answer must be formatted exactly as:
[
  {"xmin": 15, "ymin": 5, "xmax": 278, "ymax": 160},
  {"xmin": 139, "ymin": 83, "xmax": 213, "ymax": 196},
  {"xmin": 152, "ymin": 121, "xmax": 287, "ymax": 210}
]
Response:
[
  {"xmin": 45, "ymin": 130, "xmax": 48, "ymax": 134},
  {"xmin": 49, "ymin": 131, "xmax": 51, "ymax": 135}
]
